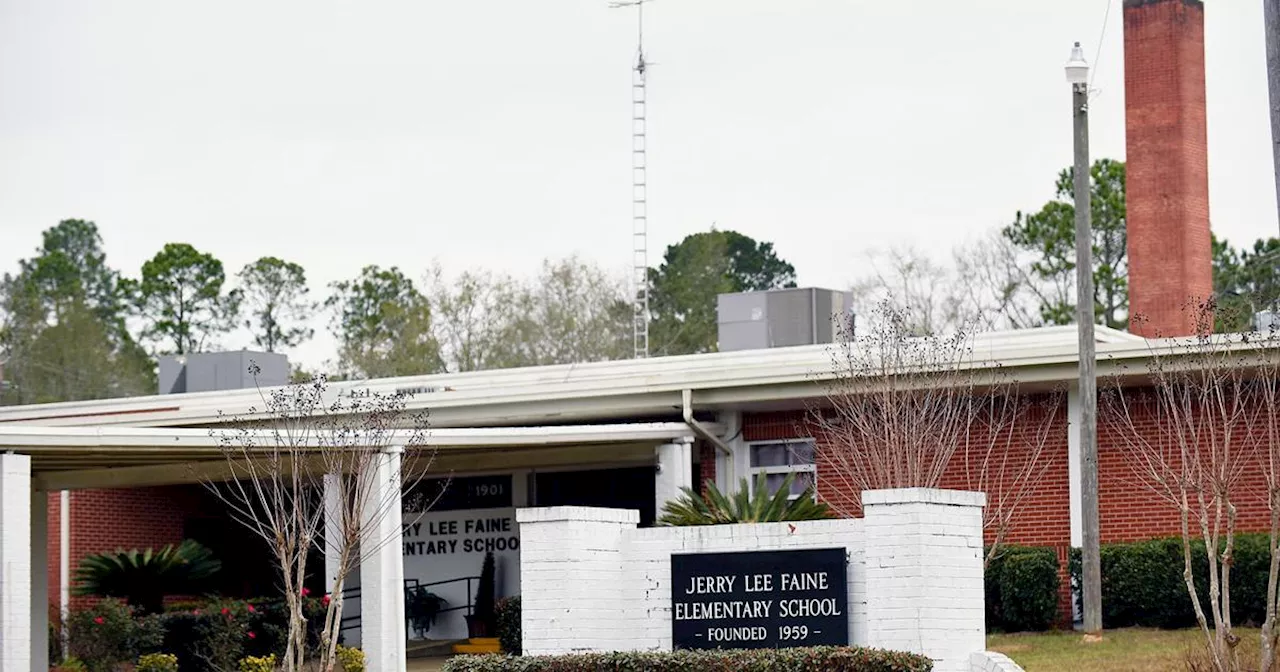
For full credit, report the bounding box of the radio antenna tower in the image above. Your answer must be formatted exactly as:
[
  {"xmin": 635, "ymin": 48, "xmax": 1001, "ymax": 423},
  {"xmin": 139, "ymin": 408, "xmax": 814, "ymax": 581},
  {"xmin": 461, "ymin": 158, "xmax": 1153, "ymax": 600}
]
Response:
[{"xmin": 610, "ymin": 0, "xmax": 651, "ymax": 358}]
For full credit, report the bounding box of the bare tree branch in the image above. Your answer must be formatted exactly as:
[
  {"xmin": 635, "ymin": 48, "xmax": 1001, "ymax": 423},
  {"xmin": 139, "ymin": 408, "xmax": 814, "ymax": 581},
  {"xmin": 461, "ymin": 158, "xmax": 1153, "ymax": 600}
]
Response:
[
  {"xmin": 809, "ymin": 299, "xmax": 1063, "ymax": 567},
  {"xmin": 1103, "ymin": 299, "xmax": 1280, "ymax": 672},
  {"xmin": 202, "ymin": 368, "xmax": 436, "ymax": 672}
]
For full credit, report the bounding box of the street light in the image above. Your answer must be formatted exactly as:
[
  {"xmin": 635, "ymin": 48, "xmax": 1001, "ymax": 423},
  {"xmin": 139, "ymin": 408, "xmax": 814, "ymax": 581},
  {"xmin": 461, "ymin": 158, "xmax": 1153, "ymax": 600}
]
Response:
[
  {"xmin": 1066, "ymin": 42, "xmax": 1090, "ymax": 87},
  {"xmin": 1066, "ymin": 40, "xmax": 1102, "ymax": 636}
]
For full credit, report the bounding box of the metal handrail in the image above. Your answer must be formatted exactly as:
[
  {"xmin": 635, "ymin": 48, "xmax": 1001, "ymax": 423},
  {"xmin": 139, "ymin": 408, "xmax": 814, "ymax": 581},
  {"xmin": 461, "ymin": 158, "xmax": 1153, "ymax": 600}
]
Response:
[{"xmin": 338, "ymin": 574, "xmax": 481, "ymax": 636}]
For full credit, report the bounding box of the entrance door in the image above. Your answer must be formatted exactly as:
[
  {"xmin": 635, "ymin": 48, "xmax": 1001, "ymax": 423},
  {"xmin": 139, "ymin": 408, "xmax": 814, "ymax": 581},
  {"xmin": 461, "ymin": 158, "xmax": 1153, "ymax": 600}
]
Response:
[{"xmin": 533, "ymin": 466, "xmax": 657, "ymax": 526}]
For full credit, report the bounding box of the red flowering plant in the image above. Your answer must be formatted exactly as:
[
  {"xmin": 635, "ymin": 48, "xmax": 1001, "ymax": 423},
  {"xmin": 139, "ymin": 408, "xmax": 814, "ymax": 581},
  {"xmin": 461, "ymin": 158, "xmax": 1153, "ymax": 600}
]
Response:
[
  {"xmin": 66, "ymin": 599, "xmax": 161, "ymax": 672},
  {"xmin": 190, "ymin": 599, "xmax": 252, "ymax": 670}
]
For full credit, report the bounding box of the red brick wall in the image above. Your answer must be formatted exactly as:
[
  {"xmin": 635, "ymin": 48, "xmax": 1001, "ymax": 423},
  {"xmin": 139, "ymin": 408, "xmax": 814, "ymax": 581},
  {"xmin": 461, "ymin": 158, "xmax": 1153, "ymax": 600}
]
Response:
[
  {"xmin": 743, "ymin": 401, "xmax": 1074, "ymax": 622},
  {"xmin": 1123, "ymin": 0, "xmax": 1213, "ymax": 337},
  {"xmin": 743, "ymin": 388, "xmax": 1278, "ymax": 625},
  {"xmin": 742, "ymin": 404, "xmax": 1071, "ymax": 547},
  {"xmin": 698, "ymin": 442, "xmax": 717, "ymax": 493},
  {"xmin": 55, "ymin": 486, "xmax": 204, "ymax": 611},
  {"xmin": 1097, "ymin": 392, "xmax": 1275, "ymax": 543}
]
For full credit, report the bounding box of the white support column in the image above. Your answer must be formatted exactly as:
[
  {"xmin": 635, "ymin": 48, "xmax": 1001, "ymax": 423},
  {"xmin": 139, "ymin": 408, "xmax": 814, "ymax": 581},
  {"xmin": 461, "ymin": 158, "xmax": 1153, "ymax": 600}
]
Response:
[
  {"xmin": 323, "ymin": 473, "xmax": 342, "ymax": 595},
  {"xmin": 59, "ymin": 490, "xmax": 69, "ymax": 661},
  {"xmin": 1067, "ymin": 385, "xmax": 1084, "ymax": 623},
  {"xmin": 718, "ymin": 411, "xmax": 743, "ymax": 493},
  {"xmin": 31, "ymin": 490, "xmax": 48, "ymax": 672},
  {"xmin": 1067, "ymin": 385, "xmax": 1083, "ymax": 547},
  {"xmin": 0, "ymin": 454, "xmax": 32, "ymax": 672},
  {"xmin": 360, "ymin": 446, "xmax": 406, "ymax": 672},
  {"xmin": 654, "ymin": 439, "xmax": 693, "ymax": 516}
]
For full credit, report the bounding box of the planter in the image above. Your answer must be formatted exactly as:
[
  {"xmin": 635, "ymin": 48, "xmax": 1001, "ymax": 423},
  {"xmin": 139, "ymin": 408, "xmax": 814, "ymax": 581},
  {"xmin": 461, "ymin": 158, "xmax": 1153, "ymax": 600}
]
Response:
[{"xmin": 465, "ymin": 615, "xmax": 493, "ymax": 639}]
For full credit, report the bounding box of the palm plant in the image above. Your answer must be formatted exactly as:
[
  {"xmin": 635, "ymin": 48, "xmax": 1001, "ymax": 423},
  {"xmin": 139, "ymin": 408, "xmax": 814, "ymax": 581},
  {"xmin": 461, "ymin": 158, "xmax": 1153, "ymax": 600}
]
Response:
[
  {"xmin": 658, "ymin": 472, "xmax": 832, "ymax": 526},
  {"xmin": 74, "ymin": 539, "xmax": 221, "ymax": 614}
]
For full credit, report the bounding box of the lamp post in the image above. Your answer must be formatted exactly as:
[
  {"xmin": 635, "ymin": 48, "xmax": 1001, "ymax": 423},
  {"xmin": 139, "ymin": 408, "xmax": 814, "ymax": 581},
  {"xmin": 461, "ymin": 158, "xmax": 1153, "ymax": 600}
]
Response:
[{"xmin": 1066, "ymin": 41, "xmax": 1102, "ymax": 635}]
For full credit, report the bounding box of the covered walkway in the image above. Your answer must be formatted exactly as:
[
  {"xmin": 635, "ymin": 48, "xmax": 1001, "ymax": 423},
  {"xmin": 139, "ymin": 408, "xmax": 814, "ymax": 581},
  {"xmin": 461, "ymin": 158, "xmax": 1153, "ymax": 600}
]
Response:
[{"xmin": 0, "ymin": 422, "xmax": 708, "ymax": 672}]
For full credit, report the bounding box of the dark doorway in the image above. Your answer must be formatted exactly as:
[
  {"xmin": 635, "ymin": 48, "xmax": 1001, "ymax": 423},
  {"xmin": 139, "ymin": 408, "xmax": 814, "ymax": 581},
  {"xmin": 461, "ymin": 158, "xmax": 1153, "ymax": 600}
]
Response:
[
  {"xmin": 184, "ymin": 487, "xmax": 326, "ymax": 599},
  {"xmin": 532, "ymin": 466, "xmax": 657, "ymax": 527}
]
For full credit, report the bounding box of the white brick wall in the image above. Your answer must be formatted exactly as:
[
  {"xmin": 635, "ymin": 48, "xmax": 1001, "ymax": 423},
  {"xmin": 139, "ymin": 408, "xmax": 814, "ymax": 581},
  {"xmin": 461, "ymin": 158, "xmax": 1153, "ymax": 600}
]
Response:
[
  {"xmin": 517, "ymin": 506, "xmax": 639, "ymax": 655},
  {"xmin": 864, "ymin": 489, "xmax": 986, "ymax": 672},
  {"xmin": 517, "ymin": 487, "xmax": 1007, "ymax": 672},
  {"xmin": 0, "ymin": 454, "xmax": 31, "ymax": 672}
]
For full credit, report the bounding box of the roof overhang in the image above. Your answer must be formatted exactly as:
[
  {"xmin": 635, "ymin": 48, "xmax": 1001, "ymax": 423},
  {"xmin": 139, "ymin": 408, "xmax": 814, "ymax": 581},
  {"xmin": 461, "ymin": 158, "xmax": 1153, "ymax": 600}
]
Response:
[{"xmin": 4, "ymin": 422, "xmax": 714, "ymax": 489}]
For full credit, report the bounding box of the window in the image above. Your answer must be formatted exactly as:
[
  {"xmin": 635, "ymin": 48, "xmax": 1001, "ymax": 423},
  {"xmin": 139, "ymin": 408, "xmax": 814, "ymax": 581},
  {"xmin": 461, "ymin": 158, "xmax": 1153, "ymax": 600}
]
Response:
[{"xmin": 747, "ymin": 439, "xmax": 817, "ymax": 500}]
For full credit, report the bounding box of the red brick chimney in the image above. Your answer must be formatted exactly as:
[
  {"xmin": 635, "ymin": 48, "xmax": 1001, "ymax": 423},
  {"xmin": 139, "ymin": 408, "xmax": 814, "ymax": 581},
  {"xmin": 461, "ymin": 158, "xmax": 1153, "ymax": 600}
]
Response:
[{"xmin": 1123, "ymin": 0, "xmax": 1214, "ymax": 337}]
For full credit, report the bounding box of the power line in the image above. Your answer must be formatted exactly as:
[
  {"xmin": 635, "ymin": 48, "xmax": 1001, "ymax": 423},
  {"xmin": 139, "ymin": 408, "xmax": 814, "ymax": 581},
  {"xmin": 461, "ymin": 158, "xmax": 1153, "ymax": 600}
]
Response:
[{"xmin": 1090, "ymin": 0, "xmax": 1114, "ymax": 91}]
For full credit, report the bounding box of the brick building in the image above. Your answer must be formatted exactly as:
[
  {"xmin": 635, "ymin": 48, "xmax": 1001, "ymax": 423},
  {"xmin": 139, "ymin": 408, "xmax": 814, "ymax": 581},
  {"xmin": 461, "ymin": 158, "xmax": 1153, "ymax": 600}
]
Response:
[{"xmin": 0, "ymin": 1, "xmax": 1256, "ymax": 670}]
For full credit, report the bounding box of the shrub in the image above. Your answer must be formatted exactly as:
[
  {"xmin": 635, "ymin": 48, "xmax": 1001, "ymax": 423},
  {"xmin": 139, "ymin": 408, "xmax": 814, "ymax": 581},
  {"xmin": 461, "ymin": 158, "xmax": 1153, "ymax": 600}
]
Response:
[
  {"xmin": 150, "ymin": 596, "xmax": 328, "ymax": 669},
  {"xmin": 441, "ymin": 647, "xmax": 932, "ymax": 672},
  {"xmin": 336, "ymin": 644, "xmax": 366, "ymax": 672},
  {"xmin": 659, "ymin": 472, "xmax": 832, "ymax": 525},
  {"xmin": 984, "ymin": 546, "xmax": 1060, "ymax": 632},
  {"xmin": 238, "ymin": 653, "xmax": 277, "ymax": 672},
  {"xmin": 153, "ymin": 600, "xmax": 253, "ymax": 671},
  {"xmin": 74, "ymin": 539, "xmax": 221, "ymax": 615},
  {"xmin": 66, "ymin": 599, "xmax": 159, "ymax": 672},
  {"xmin": 137, "ymin": 652, "xmax": 179, "ymax": 672},
  {"xmin": 51, "ymin": 658, "xmax": 87, "ymax": 672},
  {"xmin": 1068, "ymin": 534, "xmax": 1273, "ymax": 629},
  {"xmin": 472, "ymin": 551, "xmax": 497, "ymax": 634},
  {"xmin": 496, "ymin": 596, "xmax": 521, "ymax": 655}
]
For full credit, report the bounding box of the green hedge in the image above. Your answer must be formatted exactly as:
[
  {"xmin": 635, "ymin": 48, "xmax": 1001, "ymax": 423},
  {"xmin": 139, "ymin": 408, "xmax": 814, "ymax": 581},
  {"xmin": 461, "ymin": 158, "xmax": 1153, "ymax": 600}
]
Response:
[
  {"xmin": 442, "ymin": 647, "xmax": 932, "ymax": 672},
  {"xmin": 1069, "ymin": 534, "xmax": 1272, "ymax": 629},
  {"xmin": 65, "ymin": 596, "xmax": 330, "ymax": 672},
  {"xmin": 496, "ymin": 596, "xmax": 521, "ymax": 655},
  {"xmin": 984, "ymin": 546, "xmax": 1060, "ymax": 632}
]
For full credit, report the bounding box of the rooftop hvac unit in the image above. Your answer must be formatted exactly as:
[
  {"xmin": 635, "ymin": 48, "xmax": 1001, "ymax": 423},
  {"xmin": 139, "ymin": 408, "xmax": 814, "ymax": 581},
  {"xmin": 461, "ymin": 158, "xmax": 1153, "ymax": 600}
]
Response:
[
  {"xmin": 158, "ymin": 350, "xmax": 289, "ymax": 395},
  {"xmin": 717, "ymin": 287, "xmax": 852, "ymax": 352}
]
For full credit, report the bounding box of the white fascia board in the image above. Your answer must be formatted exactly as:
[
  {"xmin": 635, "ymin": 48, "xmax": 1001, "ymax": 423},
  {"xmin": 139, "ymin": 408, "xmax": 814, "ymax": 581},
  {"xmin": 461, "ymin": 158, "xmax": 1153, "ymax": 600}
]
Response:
[{"xmin": 0, "ymin": 422, "xmax": 713, "ymax": 451}]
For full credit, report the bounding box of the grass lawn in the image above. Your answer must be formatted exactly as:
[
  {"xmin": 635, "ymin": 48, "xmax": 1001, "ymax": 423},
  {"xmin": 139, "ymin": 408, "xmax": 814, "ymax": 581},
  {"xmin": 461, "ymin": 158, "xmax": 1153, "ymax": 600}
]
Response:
[{"xmin": 988, "ymin": 627, "xmax": 1263, "ymax": 671}]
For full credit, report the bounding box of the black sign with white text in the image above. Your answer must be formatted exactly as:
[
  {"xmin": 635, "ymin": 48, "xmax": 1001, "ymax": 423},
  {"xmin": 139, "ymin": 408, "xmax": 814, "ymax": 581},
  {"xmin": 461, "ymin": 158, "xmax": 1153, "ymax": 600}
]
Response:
[
  {"xmin": 670, "ymin": 548, "xmax": 848, "ymax": 650},
  {"xmin": 406, "ymin": 474, "xmax": 512, "ymax": 512}
]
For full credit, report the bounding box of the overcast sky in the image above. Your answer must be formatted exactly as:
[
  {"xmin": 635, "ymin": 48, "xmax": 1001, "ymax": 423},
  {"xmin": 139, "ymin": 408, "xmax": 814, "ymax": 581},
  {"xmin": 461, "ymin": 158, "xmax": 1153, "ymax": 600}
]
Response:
[{"xmin": 1, "ymin": 0, "xmax": 1275, "ymax": 371}]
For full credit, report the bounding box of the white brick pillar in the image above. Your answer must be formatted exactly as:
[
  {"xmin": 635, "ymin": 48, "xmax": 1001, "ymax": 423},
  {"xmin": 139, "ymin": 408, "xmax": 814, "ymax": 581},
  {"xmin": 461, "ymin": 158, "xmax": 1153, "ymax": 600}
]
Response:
[
  {"xmin": 0, "ymin": 454, "xmax": 32, "ymax": 672},
  {"xmin": 516, "ymin": 506, "xmax": 637, "ymax": 655},
  {"xmin": 863, "ymin": 488, "xmax": 986, "ymax": 672},
  {"xmin": 360, "ymin": 446, "xmax": 406, "ymax": 672},
  {"xmin": 323, "ymin": 472, "xmax": 343, "ymax": 594},
  {"xmin": 31, "ymin": 490, "xmax": 49, "ymax": 672},
  {"xmin": 654, "ymin": 439, "xmax": 693, "ymax": 516}
]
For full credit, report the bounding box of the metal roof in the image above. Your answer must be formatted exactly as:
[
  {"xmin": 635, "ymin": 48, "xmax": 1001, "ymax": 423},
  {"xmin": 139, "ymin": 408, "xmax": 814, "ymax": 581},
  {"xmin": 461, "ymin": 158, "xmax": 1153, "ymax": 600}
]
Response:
[{"xmin": 0, "ymin": 324, "xmax": 1150, "ymax": 430}]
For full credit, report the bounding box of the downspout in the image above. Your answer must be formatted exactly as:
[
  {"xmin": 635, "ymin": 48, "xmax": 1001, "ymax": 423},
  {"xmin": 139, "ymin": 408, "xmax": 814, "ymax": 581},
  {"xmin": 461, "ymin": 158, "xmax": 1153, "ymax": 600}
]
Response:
[{"xmin": 681, "ymin": 389, "xmax": 734, "ymax": 485}]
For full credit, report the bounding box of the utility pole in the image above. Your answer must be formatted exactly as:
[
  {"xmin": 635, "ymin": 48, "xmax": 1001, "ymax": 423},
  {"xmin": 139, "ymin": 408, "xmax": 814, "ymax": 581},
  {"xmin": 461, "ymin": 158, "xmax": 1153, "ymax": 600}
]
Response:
[
  {"xmin": 1066, "ymin": 41, "xmax": 1102, "ymax": 635},
  {"xmin": 1266, "ymin": 0, "xmax": 1280, "ymax": 236}
]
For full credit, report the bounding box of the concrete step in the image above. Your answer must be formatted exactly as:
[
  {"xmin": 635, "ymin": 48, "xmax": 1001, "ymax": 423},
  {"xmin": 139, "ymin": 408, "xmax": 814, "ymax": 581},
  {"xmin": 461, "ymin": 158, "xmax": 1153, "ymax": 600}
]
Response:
[
  {"xmin": 408, "ymin": 639, "xmax": 467, "ymax": 658},
  {"xmin": 452, "ymin": 638, "xmax": 502, "ymax": 655}
]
